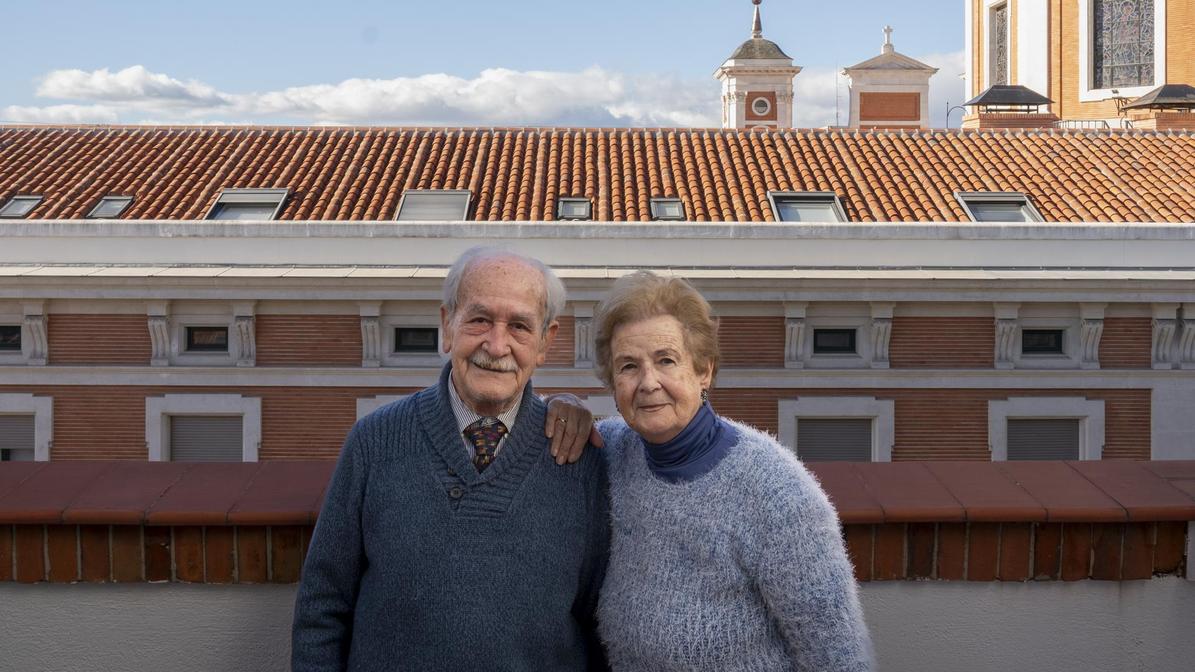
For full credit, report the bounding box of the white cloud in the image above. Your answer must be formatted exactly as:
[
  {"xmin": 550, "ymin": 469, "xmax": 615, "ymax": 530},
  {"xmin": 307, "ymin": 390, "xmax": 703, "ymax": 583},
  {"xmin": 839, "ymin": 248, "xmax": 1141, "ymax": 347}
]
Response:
[
  {"xmin": 4, "ymin": 56, "xmax": 963, "ymax": 128},
  {"xmin": 0, "ymin": 104, "xmax": 119, "ymax": 124}
]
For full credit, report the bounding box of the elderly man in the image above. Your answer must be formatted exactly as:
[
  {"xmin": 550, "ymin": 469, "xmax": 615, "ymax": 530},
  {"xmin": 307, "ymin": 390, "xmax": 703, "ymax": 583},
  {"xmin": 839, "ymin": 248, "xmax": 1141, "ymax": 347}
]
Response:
[{"xmin": 292, "ymin": 247, "xmax": 609, "ymax": 671}]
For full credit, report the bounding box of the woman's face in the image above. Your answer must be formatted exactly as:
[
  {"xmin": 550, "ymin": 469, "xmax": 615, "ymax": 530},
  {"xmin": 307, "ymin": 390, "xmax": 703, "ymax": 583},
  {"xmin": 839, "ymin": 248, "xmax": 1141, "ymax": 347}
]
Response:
[{"xmin": 610, "ymin": 314, "xmax": 713, "ymax": 444}]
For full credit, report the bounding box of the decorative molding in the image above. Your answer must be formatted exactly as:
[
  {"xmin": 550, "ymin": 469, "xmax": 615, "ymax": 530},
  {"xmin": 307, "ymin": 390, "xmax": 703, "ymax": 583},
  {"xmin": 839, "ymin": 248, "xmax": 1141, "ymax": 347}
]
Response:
[
  {"xmin": 995, "ymin": 318, "xmax": 1017, "ymax": 370},
  {"xmin": 148, "ymin": 315, "xmax": 170, "ymax": 366},
  {"xmin": 1153, "ymin": 318, "xmax": 1176, "ymax": 369},
  {"xmin": 360, "ymin": 316, "xmax": 381, "ymax": 368},
  {"xmin": 23, "ymin": 314, "xmax": 47, "ymax": 366},
  {"xmin": 0, "ymin": 393, "xmax": 53, "ymax": 461},
  {"xmin": 234, "ymin": 316, "xmax": 256, "ymax": 367},
  {"xmin": 1180, "ymin": 306, "xmax": 1195, "ymax": 370},
  {"xmin": 870, "ymin": 317, "xmax": 892, "ymax": 369},
  {"xmin": 574, "ymin": 316, "xmax": 593, "ymax": 367},
  {"xmin": 784, "ymin": 317, "xmax": 806, "ymax": 369},
  {"xmin": 145, "ymin": 394, "xmax": 261, "ymax": 462},
  {"xmin": 988, "ymin": 397, "xmax": 1105, "ymax": 461},
  {"xmin": 1080, "ymin": 318, "xmax": 1103, "ymax": 370}
]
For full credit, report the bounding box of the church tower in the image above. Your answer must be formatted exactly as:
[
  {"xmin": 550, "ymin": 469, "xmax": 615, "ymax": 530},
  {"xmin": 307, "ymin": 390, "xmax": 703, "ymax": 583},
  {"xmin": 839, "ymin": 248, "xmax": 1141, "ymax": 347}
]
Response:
[{"xmin": 714, "ymin": 0, "xmax": 802, "ymax": 129}]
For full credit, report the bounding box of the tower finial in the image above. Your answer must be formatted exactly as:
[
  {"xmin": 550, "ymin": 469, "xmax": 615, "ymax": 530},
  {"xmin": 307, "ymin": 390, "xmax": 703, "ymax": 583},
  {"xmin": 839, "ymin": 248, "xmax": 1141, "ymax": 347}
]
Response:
[
  {"xmin": 752, "ymin": 0, "xmax": 763, "ymax": 39},
  {"xmin": 882, "ymin": 25, "xmax": 894, "ymax": 54}
]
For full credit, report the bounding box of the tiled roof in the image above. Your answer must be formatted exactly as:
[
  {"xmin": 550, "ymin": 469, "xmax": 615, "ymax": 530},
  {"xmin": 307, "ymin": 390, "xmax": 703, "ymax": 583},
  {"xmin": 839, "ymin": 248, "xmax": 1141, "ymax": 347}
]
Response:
[{"xmin": 1, "ymin": 125, "xmax": 1193, "ymax": 223}]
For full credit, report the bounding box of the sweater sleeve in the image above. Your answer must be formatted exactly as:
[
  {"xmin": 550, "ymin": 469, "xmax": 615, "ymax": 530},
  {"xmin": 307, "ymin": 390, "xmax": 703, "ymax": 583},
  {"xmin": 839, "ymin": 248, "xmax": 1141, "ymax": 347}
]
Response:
[
  {"xmin": 291, "ymin": 420, "xmax": 370, "ymax": 672},
  {"xmin": 751, "ymin": 457, "xmax": 874, "ymax": 672}
]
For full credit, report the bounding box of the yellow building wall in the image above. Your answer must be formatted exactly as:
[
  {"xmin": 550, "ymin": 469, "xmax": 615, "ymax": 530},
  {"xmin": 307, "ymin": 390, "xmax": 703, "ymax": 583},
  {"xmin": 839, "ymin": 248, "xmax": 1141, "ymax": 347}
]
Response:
[{"xmin": 1169, "ymin": 0, "xmax": 1195, "ymax": 85}]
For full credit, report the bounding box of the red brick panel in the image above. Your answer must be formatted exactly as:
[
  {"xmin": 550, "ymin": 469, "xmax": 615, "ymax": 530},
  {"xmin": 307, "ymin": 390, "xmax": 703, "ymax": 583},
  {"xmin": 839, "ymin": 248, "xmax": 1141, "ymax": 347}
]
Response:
[
  {"xmin": 843, "ymin": 525, "xmax": 873, "ymax": 582},
  {"xmin": 1033, "ymin": 523, "xmax": 1062, "ymax": 579},
  {"xmin": 0, "ymin": 525, "xmax": 12, "ymax": 581},
  {"xmin": 14, "ymin": 525, "xmax": 44, "ymax": 583},
  {"xmin": 889, "ymin": 317, "xmax": 994, "ymax": 369},
  {"xmin": 205, "ymin": 527, "xmax": 236, "ymax": 584},
  {"xmin": 937, "ymin": 523, "xmax": 967, "ymax": 580},
  {"xmin": 174, "ymin": 526, "xmax": 205, "ymax": 582},
  {"xmin": 1100, "ymin": 317, "xmax": 1151, "ymax": 368},
  {"xmin": 237, "ymin": 526, "xmax": 269, "ymax": 583},
  {"xmin": 998, "ymin": 523, "xmax": 1032, "ymax": 581},
  {"xmin": 111, "ymin": 526, "xmax": 143, "ymax": 582},
  {"xmin": 79, "ymin": 525, "xmax": 111, "ymax": 582},
  {"xmin": 967, "ymin": 523, "xmax": 999, "ymax": 581},
  {"xmin": 46, "ymin": 525, "xmax": 78, "ymax": 582},
  {"xmin": 255, "ymin": 315, "xmax": 362, "ymax": 366},
  {"xmin": 1121, "ymin": 523, "xmax": 1154, "ymax": 580},
  {"xmin": 907, "ymin": 523, "xmax": 936, "ymax": 579},
  {"xmin": 717, "ymin": 317, "xmax": 785, "ymax": 368},
  {"xmin": 874, "ymin": 524, "xmax": 906, "ymax": 580},
  {"xmin": 1154, "ymin": 521, "xmax": 1187, "ymax": 574},
  {"xmin": 1089, "ymin": 389, "xmax": 1151, "ymax": 460},
  {"xmin": 544, "ymin": 316, "xmax": 574, "ymax": 366},
  {"xmin": 1060, "ymin": 523, "xmax": 1092, "ymax": 581},
  {"xmin": 271, "ymin": 526, "xmax": 303, "ymax": 583},
  {"xmin": 859, "ymin": 92, "xmax": 921, "ymax": 121},
  {"xmin": 49, "ymin": 387, "xmax": 147, "ymax": 460},
  {"xmin": 259, "ymin": 390, "xmax": 364, "ymax": 460},
  {"xmin": 144, "ymin": 526, "xmax": 172, "ymax": 582},
  {"xmin": 48, "ymin": 314, "xmax": 151, "ymax": 365}
]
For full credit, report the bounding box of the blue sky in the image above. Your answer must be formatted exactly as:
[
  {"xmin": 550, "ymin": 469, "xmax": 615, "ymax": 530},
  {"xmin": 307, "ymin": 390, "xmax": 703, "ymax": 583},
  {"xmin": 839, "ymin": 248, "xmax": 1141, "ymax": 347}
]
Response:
[{"xmin": 0, "ymin": 0, "xmax": 965, "ymax": 127}]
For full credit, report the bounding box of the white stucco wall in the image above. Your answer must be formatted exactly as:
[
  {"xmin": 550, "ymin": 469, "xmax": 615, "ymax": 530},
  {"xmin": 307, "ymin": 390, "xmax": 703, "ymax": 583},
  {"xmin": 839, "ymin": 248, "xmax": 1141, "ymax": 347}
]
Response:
[{"xmin": 2, "ymin": 578, "xmax": 1193, "ymax": 672}]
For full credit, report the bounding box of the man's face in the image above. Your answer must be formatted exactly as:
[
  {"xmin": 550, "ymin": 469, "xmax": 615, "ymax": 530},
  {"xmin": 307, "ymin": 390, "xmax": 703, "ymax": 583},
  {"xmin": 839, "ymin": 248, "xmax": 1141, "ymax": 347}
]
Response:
[{"xmin": 441, "ymin": 256, "xmax": 558, "ymax": 416}]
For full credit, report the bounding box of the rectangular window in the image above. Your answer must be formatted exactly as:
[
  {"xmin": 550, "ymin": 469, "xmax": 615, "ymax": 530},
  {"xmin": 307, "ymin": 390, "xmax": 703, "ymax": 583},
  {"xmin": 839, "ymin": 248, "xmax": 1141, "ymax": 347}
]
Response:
[
  {"xmin": 992, "ymin": 3, "xmax": 1009, "ymax": 86},
  {"xmin": 557, "ymin": 198, "xmax": 592, "ymax": 220},
  {"xmin": 86, "ymin": 195, "xmax": 133, "ymax": 219},
  {"xmin": 186, "ymin": 326, "xmax": 229, "ymax": 352},
  {"xmin": 0, "ymin": 195, "xmax": 43, "ymax": 218},
  {"xmin": 1093, "ymin": 0, "xmax": 1155, "ymax": 89},
  {"xmin": 1006, "ymin": 418, "xmax": 1080, "ymax": 460},
  {"xmin": 1022, "ymin": 329, "xmax": 1065, "ymax": 354},
  {"xmin": 395, "ymin": 190, "xmax": 472, "ymax": 221},
  {"xmin": 0, "ymin": 414, "xmax": 36, "ymax": 462},
  {"xmin": 206, "ymin": 188, "xmax": 289, "ymax": 220},
  {"xmin": 956, "ymin": 192, "xmax": 1043, "ymax": 222},
  {"xmin": 768, "ymin": 192, "xmax": 846, "ymax": 222},
  {"xmin": 797, "ymin": 418, "xmax": 873, "ymax": 462},
  {"xmin": 394, "ymin": 327, "xmax": 438, "ymax": 353},
  {"xmin": 168, "ymin": 415, "xmax": 244, "ymax": 462},
  {"xmin": 813, "ymin": 328, "xmax": 857, "ymax": 354},
  {"xmin": 0, "ymin": 325, "xmax": 20, "ymax": 351},
  {"xmin": 650, "ymin": 198, "xmax": 685, "ymax": 221}
]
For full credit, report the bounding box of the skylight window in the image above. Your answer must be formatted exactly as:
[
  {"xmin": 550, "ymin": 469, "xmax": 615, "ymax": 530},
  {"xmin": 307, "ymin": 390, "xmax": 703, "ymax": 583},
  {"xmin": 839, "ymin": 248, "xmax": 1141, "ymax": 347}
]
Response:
[
  {"xmin": 650, "ymin": 198, "xmax": 686, "ymax": 221},
  {"xmin": 956, "ymin": 192, "xmax": 1042, "ymax": 222},
  {"xmin": 206, "ymin": 188, "xmax": 289, "ymax": 221},
  {"xmin": 0, "ymin": 195, "xmax": 43, "ymax": 219},
  {"xmin": 557, "ymin": 197, "xmax": 592, "ymax": 221},
  {"xmin": 87, "ymin": 196, "xmax": 133, "ymax": 219},
  {"xmin": 767, "ymin": 192, "xmax": 847, "ymax": 222},
  {"xmin": 395, "ymin": 190, "xmax": 472, "ymax": 221}
]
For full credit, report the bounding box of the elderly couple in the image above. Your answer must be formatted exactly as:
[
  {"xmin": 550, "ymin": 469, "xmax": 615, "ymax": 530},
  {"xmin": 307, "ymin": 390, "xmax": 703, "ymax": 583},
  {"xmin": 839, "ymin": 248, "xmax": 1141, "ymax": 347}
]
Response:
[{"xmin": 292, "ymin": 248, "xmax": 873, "ymax": 671}]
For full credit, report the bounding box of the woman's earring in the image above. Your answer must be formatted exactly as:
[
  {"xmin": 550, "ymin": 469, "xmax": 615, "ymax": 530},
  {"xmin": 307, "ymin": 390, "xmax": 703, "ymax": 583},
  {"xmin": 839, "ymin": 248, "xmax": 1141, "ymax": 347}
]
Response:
[{"xmin": 701, "ymin": 389, "xmax": 709, "ymax": 404}]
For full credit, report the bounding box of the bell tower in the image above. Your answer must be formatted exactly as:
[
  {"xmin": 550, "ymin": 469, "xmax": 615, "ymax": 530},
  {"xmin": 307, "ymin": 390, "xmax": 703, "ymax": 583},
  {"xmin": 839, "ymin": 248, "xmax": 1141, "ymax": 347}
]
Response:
[{"xmin": 714, "ymin": 0, "xmax": 802, "ymax": 129}]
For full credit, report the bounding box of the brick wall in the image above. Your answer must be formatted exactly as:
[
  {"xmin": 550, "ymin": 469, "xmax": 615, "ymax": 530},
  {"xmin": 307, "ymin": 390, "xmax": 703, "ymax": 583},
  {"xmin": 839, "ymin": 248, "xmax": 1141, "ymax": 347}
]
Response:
[
  {"xmin": 255, "ymin": 315, "xmax": 362, "ymax": 366},
  {"xmin": 717, "ymin": 316, "xmax": 785, "ymax": 368},
  {"xmin": 1101, "ymin": 317, "xmax": 1152, "ymax": 368},
  {"xmin": 889, "ymin": 317, "xmax": 995, "ymax": 368},
  {"xmin": 1169, "ymin": 0, "xmax": 1195, "ymax": 86},
  {"xmin": 859, "ymin": 93, "xmax": 920, "ymax": 122},
  {"xmin": 713, "ymin": 387, "xmax": 1151, "ymax": 460},
  {"xmin": 2, "ymin": 520, "xmax": 1185, "ymax": 584},
  {"xmin": 544, "ymin": 315, "xmax": 574, "ymax": 366},
  {"xmin": 47, "ymin": 315, "xmax": 150, "ymax": 365}
]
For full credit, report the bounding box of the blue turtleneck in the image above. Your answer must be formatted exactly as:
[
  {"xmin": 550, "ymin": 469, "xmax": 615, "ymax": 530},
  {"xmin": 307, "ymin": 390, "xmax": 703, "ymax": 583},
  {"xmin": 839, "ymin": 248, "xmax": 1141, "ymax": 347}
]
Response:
[{"xmin": 642, "ymin": 402, "xmax": 738, "ymax": 483}]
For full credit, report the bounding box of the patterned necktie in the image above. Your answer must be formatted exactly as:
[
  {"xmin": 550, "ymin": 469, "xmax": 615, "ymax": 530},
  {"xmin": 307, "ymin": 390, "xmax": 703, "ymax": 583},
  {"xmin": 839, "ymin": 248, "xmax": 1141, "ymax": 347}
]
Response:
[{"xmin": 464, "ymin": 417, "xmax": 508, "ymax": 473}]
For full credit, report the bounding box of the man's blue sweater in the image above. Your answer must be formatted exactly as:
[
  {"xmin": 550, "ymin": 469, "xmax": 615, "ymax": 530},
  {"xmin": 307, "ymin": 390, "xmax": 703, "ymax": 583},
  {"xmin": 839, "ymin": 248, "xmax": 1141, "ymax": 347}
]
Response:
[{"xmin": 292, "ymin": 365, "xmax": 611, "ymax": 671}]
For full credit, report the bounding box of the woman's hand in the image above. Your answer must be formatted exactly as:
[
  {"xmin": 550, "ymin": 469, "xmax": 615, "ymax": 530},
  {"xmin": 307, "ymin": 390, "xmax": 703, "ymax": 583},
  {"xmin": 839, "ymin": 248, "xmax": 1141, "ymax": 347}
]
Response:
[{"xmin": 544, "ymin": 393, "xmax": 605, "ymax": 465}]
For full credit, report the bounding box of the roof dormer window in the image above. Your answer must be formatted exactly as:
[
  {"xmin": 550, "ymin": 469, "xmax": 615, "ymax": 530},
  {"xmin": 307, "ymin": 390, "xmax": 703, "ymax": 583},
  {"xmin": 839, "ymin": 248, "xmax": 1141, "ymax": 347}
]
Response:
[
  {"xmin": 395, "ymin": 190, "xmax": 472, "ymax": 221},
  {"xmin": 557, "ymin": 197, "xmax": 592, "ymax": 221},
  {"xmin": 87, "ymin": 195, "xmax": 133, "ymax": 219},
  {"xmin": 206, "ymin": 188, "xmax": 289, "ymax": 221},
  {"xmin": 768, "ymin": 192, "xmax": 846, "ymax": 222},
  {"xmin": 956, "ymin": 192, "xmax": 1042, "ymax": 222},
  {"xmin": 0, "ymin": 195, "xmax": 43, "ymax": 219},
  {"xmin": 650, "ymin": 198, "xmax": 685, "ymax": 221}
]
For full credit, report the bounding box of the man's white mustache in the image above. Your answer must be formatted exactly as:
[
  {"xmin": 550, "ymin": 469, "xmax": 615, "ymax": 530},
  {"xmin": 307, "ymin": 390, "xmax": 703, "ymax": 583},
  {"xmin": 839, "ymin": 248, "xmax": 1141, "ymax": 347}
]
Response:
[{"xmin": 469, "ymin": 351, "xmax": 518, "ymax": 372}]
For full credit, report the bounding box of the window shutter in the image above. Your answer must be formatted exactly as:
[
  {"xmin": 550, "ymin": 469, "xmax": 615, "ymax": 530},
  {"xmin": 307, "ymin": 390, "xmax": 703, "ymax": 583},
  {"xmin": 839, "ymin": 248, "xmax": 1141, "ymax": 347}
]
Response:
[
  {"xmin": 796, "ymin": 418, "xmax": 872, "ymax": 462},
  {"xmin": 1007, "ymin": 418, "xmax": 1080, "ymax": 460},
  {"xmin": 0, "ymin": 415, "xmax": 35, "ymax": 461},
  {"xmin": 169, "ymin": 416, "xmax": 244, "ymax": 462}
]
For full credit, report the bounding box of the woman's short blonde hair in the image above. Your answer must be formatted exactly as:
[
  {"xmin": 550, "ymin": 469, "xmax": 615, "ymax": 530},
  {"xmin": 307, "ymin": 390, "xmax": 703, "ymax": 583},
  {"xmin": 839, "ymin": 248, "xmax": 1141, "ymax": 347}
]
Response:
[{"xmin": 593, "ymin": 270, "xmax": 720, "ymax": 388}]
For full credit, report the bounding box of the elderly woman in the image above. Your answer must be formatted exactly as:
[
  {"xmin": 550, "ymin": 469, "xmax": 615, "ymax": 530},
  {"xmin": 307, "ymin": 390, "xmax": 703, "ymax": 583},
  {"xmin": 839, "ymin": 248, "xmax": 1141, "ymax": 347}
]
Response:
[{"xmin": 592, "ymin": 271, "xmax": 873, "ymax": 671}]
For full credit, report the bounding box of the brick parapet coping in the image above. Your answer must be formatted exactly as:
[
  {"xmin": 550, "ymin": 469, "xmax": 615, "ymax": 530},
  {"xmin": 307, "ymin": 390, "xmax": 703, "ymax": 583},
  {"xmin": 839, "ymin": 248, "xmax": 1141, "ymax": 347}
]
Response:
[{"xmin": 1, "ymin": 461, "xmax": 1193, "ymax": 584}]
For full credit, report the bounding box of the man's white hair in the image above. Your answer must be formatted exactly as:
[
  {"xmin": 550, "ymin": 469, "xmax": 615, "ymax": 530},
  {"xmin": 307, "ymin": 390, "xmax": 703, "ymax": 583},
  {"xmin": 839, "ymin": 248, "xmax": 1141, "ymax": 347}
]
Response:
[{"xmin": 442, "ymin": 247, "xmax": 566, "ymax": 333}]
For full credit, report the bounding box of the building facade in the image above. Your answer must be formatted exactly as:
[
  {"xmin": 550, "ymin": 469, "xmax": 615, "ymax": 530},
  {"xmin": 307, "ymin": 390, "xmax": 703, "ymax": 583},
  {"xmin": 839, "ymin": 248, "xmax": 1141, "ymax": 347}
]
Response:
[
  {"xmin": 965, "ymin": 0, "xmax": 1195, "ymax": 126},
  {"xmin": 1, "ymin": 125, "xmax": 1193, "ymax": 464}
]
